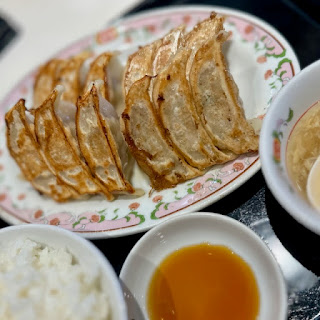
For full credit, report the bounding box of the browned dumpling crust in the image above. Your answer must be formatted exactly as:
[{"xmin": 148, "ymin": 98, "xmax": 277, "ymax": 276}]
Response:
[
  {"xmin": 76, "ymin": 84, "xmax": 134, "ymax": 194},
  {"xmin": 189, "ymin": 33, "xmax": 259, "ymax": 154},
  {"xmin": 152, "ymin": 48, "xmax": 231, "ymax": 170},
  {"xmin": 83, "ymin": 52, "xmax": 113, "ymax": 100},
  {"xmin": 34, "ymin": 89, "xmax": 113, "ymax": 199},
  {"xmin": 33, "ymin": 59, "xmax": 64, "ymax": 108},
  {"xmin": 122, "ymin": 76, "xmax": 200, "ymax": 191},
  {"xmin": 55, "ymin": 51, "xmax": 92, "ymax": 104},
  {"xmin": 123, "ymin": 39, "xmax": 162, "ymax": 96},
  {"xmin": 5, "ymin": 100, "xmax": 76, "ymax": 202}
]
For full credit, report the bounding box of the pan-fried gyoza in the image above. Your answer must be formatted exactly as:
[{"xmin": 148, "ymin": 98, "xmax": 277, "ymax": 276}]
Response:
[{"xmin": 6, "ymin": 12, "xmax": 259, "ymax": 201}]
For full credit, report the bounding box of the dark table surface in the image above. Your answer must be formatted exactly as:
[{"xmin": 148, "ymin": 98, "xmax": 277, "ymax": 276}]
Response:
[{"xmin": 1, "ymin": 0, "xmax": 320, "ymax": 318}]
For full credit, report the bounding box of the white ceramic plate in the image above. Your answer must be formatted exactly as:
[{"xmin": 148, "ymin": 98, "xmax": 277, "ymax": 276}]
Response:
[
  {"xmin": 0, "ymin": 6, "xmax": 300, "ymax": 238},
  {"xmin": 120, "ymin": 212, "xmax": 287, "ymax": 319}
]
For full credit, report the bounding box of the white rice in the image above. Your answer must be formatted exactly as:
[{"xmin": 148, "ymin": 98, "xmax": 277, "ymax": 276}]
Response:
[{"xmin": 0, "ymin": 238, "xmax": 109, "ymax": 320}]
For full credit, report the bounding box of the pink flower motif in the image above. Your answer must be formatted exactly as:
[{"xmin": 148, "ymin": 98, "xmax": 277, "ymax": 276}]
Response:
[
  {"xmin": 129, "ymin": 202, "xmax": 140, "ymax": 210},
  {"xmin": 49, "ymin": 218, "xmax": 60, "ymax": 226},
  {"xmin": 20, "ymin": 86, "xmax": 28, "ymax": 95},
  {"xmin": 183, "ymin": 15, "xmax": 191, "ymax": 24},
  {"xmin": 17, "ymin": 193, "xmax": 26, "ymax": 200},
  {"xmin": 152, "ymin": 195, "xmax": 163, "ymax": 203},
  {"xmin": 257, "ymin": 55, "xmax": 267, "ymax": 64},
  {"xmin": 96, "ymin": 27, "xmax": 118, "ymax": 44},
  {"xmin": 264, "ymin": 69, "xmax": 273, "ymax": 80},
  {"xmin": 91, "ymin": 214, "xmax": 100, "ymax": 223},
  {"xmin": 124, "ymin": 36, "xmax": 132, "ymax": 43},
  {"xmin": 233, "ymin": 162, "xmax": 245, "ymax": 171},
  {"xmin": 244, "ymin": 25, "xmax": 254, "ymax": 34},
  {"xmin": 193, "ymin": 182, "xmax": 202, "ymax": 192},
  {"xmin": 0, "ymin": 164, "xmax": 3, "ymax": 171},
  {"xmin": 258, "ymin": 114, "xmax": 266, "ymax": 120},
  {"xmin": 146, "ymin": 25, "xmax": 156, "ymax": 33},
  {"xmin": 34, "ymin": 210, "xmax": 43, "ymax": 219},
  {"xmin": 227, "ymin": 31, "xmax": 233, "ymax": 40},
  {"xmin": 0, "ymin": 193, "xmax": 6, "ymax": 201}
]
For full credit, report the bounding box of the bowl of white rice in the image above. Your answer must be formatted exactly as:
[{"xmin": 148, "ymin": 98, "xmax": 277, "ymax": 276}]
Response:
[{"xmin": 0, "ymin": 224, "xmax": 127, "ymax": 320}]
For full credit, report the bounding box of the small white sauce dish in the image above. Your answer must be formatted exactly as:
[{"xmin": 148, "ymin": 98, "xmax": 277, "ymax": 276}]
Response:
[
  {"xmin": 260, "ymin": 59, "xmax": 320, "ymax": 235},
  {"xmin": 120, "ymin": 212, "xmax": 287, "ymax": 320},
  {"xmin": 0, "ymin": 224, "xmax": 127, "ymax": 320}
]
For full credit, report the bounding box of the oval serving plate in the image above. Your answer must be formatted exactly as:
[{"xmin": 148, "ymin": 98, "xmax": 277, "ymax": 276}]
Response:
[{"xmin": 0, "ymin": 6, "xmax": 299, "ymax": 238}]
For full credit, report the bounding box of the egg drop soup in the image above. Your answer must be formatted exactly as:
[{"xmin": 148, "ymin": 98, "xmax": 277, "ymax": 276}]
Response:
[
  {"xmin": 287, "ymin": 100, "xmax": 320, "ymax": 198},
  {"xmin": 147, "ymin": 243, "xmax": 259, "ymax": 320}
]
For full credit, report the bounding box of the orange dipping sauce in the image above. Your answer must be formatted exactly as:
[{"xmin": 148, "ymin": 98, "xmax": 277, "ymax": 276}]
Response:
[{"xmin": 147, "ymin": 243, "xmax": 259, "ymax": 320}]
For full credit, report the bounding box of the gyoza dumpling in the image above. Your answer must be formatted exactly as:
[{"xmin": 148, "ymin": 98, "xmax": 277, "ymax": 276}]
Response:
[
  {"xmin": 34, "ymin": 88, "xmax": 113, "ymax": 199},
  {"xmin": 122, "ymin": 76, "xmax": 200, "ymax": 190},
  {"xmin": 189, "ymin": 25, "xmax": 259, "ymax": 154},
  {"xmin": 152, "ymin": 48, "xmax": 231, "ymax": 170},
  {"xmin": 54, "ymin": 51, "xmax": 92, "ymax": 104},
  {"xmin": 152, "ymin": 25, "xmax": 185, "ymax": 75},
  {"xmin": 76, "ymin": 82, "xmax": 135, "ymax": 194},
  {"xmin": 33, "ymin": 59, "xmax": 64, "ymax": 108},
  {"xmin": 123, "ymin": 39, "xmax": 162, "ymax": 96},
  {"xmin": 123, "ymin": 26, "xmax": 185, "ymax": 97},
  {"xmin": 5, "ymin": 100, "xmax": 76, "ymax": 202},
  {"xmin": 82, "ymin": 52, "xmax": 113, "ymax": 101}
]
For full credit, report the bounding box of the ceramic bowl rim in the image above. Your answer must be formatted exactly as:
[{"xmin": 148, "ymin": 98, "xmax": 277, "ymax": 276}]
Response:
[
  {"xmin": 120, "ymin": 211, "xmax": 287, "ymax": 319},
  {"xmin": 260, "ymin": 59, "xmax": 320, "ymax": 236}
]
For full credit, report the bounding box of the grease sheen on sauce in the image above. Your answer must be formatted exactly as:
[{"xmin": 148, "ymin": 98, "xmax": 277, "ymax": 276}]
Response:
[{"xmin": 147, "ymin": 243, "xmax": 259, "ymax": 320}]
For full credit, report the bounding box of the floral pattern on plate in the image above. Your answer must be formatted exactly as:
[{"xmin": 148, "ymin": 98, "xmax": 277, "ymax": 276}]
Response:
[{"xmin": 0, "ymin": 6, "xmax": 300, "ymax": 237}]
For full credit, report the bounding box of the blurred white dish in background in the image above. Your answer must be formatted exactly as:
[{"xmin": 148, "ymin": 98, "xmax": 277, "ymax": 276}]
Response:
[
  {"xmin": 0, "ymin": 0, "xmax": 142, "ymax": 102},
  {"xmin": 120, "ymin": 212, "xmax": 287, "ymax": 320}
]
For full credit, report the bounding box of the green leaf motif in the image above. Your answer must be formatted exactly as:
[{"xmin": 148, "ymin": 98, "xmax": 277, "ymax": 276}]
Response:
[
  {"xmin": 274, "ymin": 58, "xmax": 291, "ymax": 74},
  {"xmin": 286, "ymin": 108, "xmax": 294, "ymax": 122},
  {"xmin": 187, "ymin": 182, "xmax": 193, "ymax": 186},
  {"xmin": 114, "ymin": 208, "xmax": 119, "ymax": 213},
  {"xmin": 206, "ymin": 178, "xmax": 214, "ymax": 182},
  {"xmin": 112, "ymin": 215, "xmax": 118, "ymax": 220},
  {"xmin": 260, "ymin": 35, "xmax": 267, "ymax": 41},
  {"xmin": 151, "ymin": 201, "xmax": 164, "ymax": 220},
  {"xmin": 279, "ymin": 70, "xmax": 287, "ymax": 78},
  {"xmin": 187, "ymin": 187, "xmax": 195, "ymax": 194},
  {"xmin": 130, "ymin": 211, "xmax": 146, "ymax": 225},
  {"xmin": 272, "ymin": 130, "xmax": 279, "ymax": 139},
  {"xmin": 72, "ymin": 217, "xmax": 86, "ymax": 228},
  {"xmin": 164, "ymin": 203, "xmax": 169, "ymax": 210},
  {"xmin": 98, "ymin": 209, "xmax": 106, "ymax": 214},
  {"xmin": 124, "ymin": 215, "xmax": 131, "ymax": 222},
  {"xmin": 99, "ymin": 215, "xmax": 105, "ymax": 223},
  {"xmin": 266, "ymin": 48, "xmax": 286, "ymax": 58},
  {"xmin": 266, "ymin": 46, "xmax": 275, "ymax": 51}
]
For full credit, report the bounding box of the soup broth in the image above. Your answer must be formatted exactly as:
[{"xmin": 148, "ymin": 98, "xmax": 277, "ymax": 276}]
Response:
[{"xmin": 287, "ymin": 101, "xmax": 320, "ymax": 198}]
